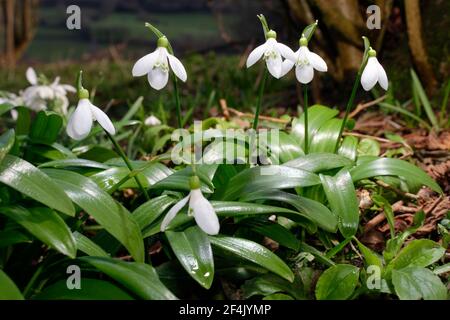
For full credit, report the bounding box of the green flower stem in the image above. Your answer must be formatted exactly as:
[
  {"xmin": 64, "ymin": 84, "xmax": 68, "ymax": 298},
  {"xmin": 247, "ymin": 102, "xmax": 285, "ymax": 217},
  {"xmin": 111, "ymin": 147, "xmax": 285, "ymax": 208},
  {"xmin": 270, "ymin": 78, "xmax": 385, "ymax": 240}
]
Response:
[
  {"xmin": 334, "ymin": 71, "xmax": 362, "ymax": 153},
  {"xmin": 172, "ymin": 77, "xmax": 183, "ymax": 129},
  {"xmin": 253, "ymin": 69, "xmax": 269, "ymax": 130},
  {"xmin": 104, "ymin": 130, "xmax": 150, "ymax": 200},
  {"xmin": 303, "ymin": 84, "xmax": 309, "ymax": 154}
]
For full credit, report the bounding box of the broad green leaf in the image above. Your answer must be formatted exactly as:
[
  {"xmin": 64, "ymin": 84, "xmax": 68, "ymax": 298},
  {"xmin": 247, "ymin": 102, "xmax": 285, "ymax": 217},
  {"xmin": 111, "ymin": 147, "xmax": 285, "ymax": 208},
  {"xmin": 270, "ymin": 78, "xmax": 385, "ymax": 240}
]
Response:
[
  {"xmin": 39, "ymin": 159, "xmax": 110, "ymax": 170},
  {"xmin": 320, "ymin": 169, "xmax": 359, "ymax": 238},
  {"xmin": 166, "ymin": 226, "xmax": 214, "ymax": 289},
  {"xmin": 0, "ymin": 102, "xmax": 15, "ymax": 117},
  {"xmin": 0, "ymin": 129, "xmax": 15, "ymax": 162},
  {"xmin": 357, "ymin": 138, "xmax": 380, "ymax": 157},
  {"xmin": 242, "ymin": 274, "xmax": 304, "ymax": 299},
  {"xmin": 133, "ymin": 195, "xmax": 177, "ymax": 230},
  {"xmin": 351, "ymin": 157, "xmax": 442, "ymax": 193},
  {"xmin": 0, "ymin": 206, "xmax": 76, "ymax": 258},
  {"xmin": 35, "ymin": 279, "xmax": 133, "ymax": 300},
  {"xmin": 80, "ymin": 256, "xmax": 177, "ymax": 300},
  {"xmin": 0, "ymin": 269, "xmax": 24, "ymax": 300},
  {"xmin": 263, "ymin": 293, "xmax": 295, "ymax": 300},
  {"xmin": 245, "ymin": 219, "xmax": 300, "ymax": 251},
  {"xmin": 392, "ymin": 267, "xmax": 447, "ymax": 300},
  {"xmin": 151, "ymin": 165, "xmax": 215, "ymax": 194},
  {"xmin": 315, "ymin": 264, "xmax": 360, "ymax": 300},
  {"xmin": 15, "ymin": 107, "xmax": 31, "ymax": 135},
  {"xmin": 242, "ymin": 189, "xmax": 337, "ymax": 232},
  {"xmin": 310, "ymin": 118, "xmax": 343, "ymax": 154},
  {"xmin": 73, "ymin": 231, "xmax": 109, "ymax": 257},
  {"xmin": 338, "ymin": 135, "xmax": 358, "ymax": 161},
  {"xmin": 354, "ymin": 238, "xmax": 383, "ymax": 270},
  {"xmin": 386, "ymin": 239, "xmax": 445, "ymax": 275},
  {"xmin": 0, "ymin": 230, "xmax": 31, "ymax": 247},
  {"xmin": 29, "ymin": 111, "xmax": 63, "ymax": 144},
  {"xmin": 44, "ymin": 169, "xmax": 144, "ymax": 262},
  {"xmin": 0, "ymin": 155, "xmax": 75, "ymax": 216},
  {"xmin": 158, "ymin": 201, "xmax": 317, "ymax": 237},
  {"xmin": 202, "ymin": 139, "xmax": 247, "ymax": 165},
  {"xmin": 209, "ymin": 236, "xmax": 294, "ymax": 282},
  {"xmin": 284, "ymin": 153, "xmax": 353, "ymax": 173},
  {"xmin": 299, "ymin": 242, "xmax": 336, "ymax": 267},
  {"xmin": 266, "ymin": 131, "xmax": 304, "ymax": 164},
  {"xmin": 223, "ymin": 165, "xmax": 321, "ymax": 201}
]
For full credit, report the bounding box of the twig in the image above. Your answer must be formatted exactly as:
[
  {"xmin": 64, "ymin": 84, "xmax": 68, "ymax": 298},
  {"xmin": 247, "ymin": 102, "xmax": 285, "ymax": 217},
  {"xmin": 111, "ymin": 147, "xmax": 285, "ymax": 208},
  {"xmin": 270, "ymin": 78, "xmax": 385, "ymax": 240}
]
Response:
[
  {"xmin": 349, "ymin": 95, "xmax": 387, "ymax": 119},
  {"xmin": 376, "ymin": 180, "xmax": 419, "ymax": 200},
  {"xmin": 226, "ymin": 107, "xmax": 290, "ymax": 124},
  {"xmin": 219, "ymin": 99, "xmax": 230, "ymax": 120}
]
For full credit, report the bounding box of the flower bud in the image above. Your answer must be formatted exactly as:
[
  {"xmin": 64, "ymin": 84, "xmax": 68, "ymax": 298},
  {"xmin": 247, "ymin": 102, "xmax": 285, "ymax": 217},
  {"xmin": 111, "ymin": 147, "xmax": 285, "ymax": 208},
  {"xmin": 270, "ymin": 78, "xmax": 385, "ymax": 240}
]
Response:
[
  {"xmin": 157, "ymin": 36, "xmax": 169, "ymax": 48},
  {"xmin": 266, "ymin": 30, "xmax": 277, "ymax": 39},
  {"xmin": 189, "ymin": 175, "xmax": 201, "ymax": 190}
]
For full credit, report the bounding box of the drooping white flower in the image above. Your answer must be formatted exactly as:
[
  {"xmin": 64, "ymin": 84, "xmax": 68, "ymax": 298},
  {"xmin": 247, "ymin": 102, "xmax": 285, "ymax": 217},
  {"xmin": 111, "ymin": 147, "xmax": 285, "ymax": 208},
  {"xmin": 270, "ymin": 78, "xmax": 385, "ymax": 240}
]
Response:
[
  {"xmin": 0, "ymin": 92, "xmax": 23, "ymax": 120},
  {"xmin": 132, "ymin": 36, "xmax": 187, "ymax": 90},
  {"xmin": 21, "ymin": 67, "xmax": 75, "ymax": 114},
  {"xmin": 66, "ymin": 98, "xmax": 115, "ymax": 140},
  {"xmin": 144, "ymin": 115, "xmax": 162, "ymax": 126},
  {"xmin": 280, "ymin": 35, "xmax": 327, "ymax": 83},
  {"xmin": 161, "ymin": 176, "xmax": 220, "ymax": 235},
  {"xmin": 246, "ymin": 30, "xmax": 296, "ymax": 79},
  {"xmin": 360, "ymin": 48, "xmax": 388, "ymax": 91}
]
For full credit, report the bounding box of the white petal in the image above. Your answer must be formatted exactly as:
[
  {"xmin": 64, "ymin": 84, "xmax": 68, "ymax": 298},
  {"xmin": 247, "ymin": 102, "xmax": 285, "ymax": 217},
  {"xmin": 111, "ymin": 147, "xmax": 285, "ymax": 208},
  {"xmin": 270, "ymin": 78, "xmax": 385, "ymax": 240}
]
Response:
[
  {"xmin": 90, "ymin": 103, "xmax": 116, "ymax": 135},
  {"xmin": 160, "ymin": 195, "xmax": 190, "ymax": 231},
  {"xmin": 280, "ymin": 59, "xmax": 295, "ymax": 77},
  {"xmin": 66, "ymin": 99, "xmax": 93, "ymax": 140},
  {"xmin": 266, "ymin": 53, "xmax": 282, "ymax": 79},
  {"xmin": 376, "ymin": 60, "xmax": 388, "ymax": 90},
  {"xmin": 295, "ymin": 65, "xmax": 314, "ymax": 84},
  {"xmin": 189, "ymin": 189, "xmax": 220, "ymax": 235},
  {"xmin": 26, "ymin": 67, "xmax": 38, "ymax": 85},
  {"xmin": 361, "ymin": 57, "xmax": 379, "ymax": 91},
  {"xmin": 144, "ymin": 115, "xmax": 162, "ymax": 126},
  {"xmin": 132, "ymin": 51, "xmax": 158, "ymax": 77},
  {"xmin": 167, "ymin": 53, "xmax": 187, "ymax": 82},
  {"xmin": 62, "ymin": 84, "xmax": 76, "ymax": 93},
  {"xmin": 276, "ymin": 42, "xmax": 296, "ymax": 62},
  {"xmin": 148, "ymin": 68, "xmax": 169, "ymax": 90},
  {"xmin": 246, "ymin": 43, "xmax": 267, "ymax": 68},
  {"xmin": 308, "ymin": 50, "xmax": 328, "ymax": 72}
]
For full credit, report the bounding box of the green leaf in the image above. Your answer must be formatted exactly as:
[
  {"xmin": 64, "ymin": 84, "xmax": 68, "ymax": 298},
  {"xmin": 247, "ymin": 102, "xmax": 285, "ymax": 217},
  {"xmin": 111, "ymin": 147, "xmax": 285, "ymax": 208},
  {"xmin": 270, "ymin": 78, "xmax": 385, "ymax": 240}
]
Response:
[
  {"xmin": 338, "ymin": 136, "xmax": 358, "ymax": 161},
  {"xmin": 15, "ymin": 107, "xmax": 31, "ymax": 136},
  {"xmin": 357, "ymin": 138, "xmax": 380, "ymax": 157},
  {"xmin": 35, "ymin": 279, "xmax": 134, "ymax": 300},
  {"xmin": 44, "ymin": 169, "xmax": 144, "ymax": 262},
  {"xmin": 351, "ymin": 157, "xmax": 442, "ymax": 193},
  {"xmin": 0, "ymin": 102, "xmax": 15, "ymax": 117},
  {"xmin": 39, "ymin": 159, "xmax": 110, "ymax": 170},
  {"xmin": 372, "ymin": 195, "xmax": 395, "ymax": 238},
  {"xmin": 284, "ymin": 153, "xmax": 353, "ymax": 173},
  {"xmin": 386, "ymin": 239, "xmax": 445, "ymax": 274},
  {"xmin": 320, "ymin": 169, "xmax": 359, "ymax": 238},
  {"xmin": 315, "ymin": 264, "xmax": 360, "ymax": 300},
  {"xmin": 410, "ymin": 69, "xmax": 439, "ymax": 129},
  {"xmin": 392, "ymin": 267, "xmax": 447, "ymax": 300},
  {"xmin": 29, "ymin": 111, "xmax": 63, "ymax": 144},
  {"xmin": 80, "ymin": 257, "xmax": 177, "ymax": 300},
  {"xmin": 0, "ymin": 206, "xmax": 76, "ymax": 258},
  {"xmin": 309, "ymin": 118, "xmax": 343, "ymax": 154},
  {"xmin": 242, "ymin": 274, "xmax": 304, "ymax": 299},
  {"xmin": 166, "ymin": 226, "xmax": 214, "ymax": 289},
  {"xmin": 151, "ymin": 165, "xmax": 214, "ymax": 194},
  {"xmin": 73, "ymin": 231, "xmax": 109, "ymax": 257},
  {"xmin": 245, "ymin": 220, "xmax": 300, "ymax": 251},
  {"xmin": 242, "ymin": 189, "xmax": 337, "ymax": 232},
  {"xmin": 0, "ymin": 155, "xmax": 75, "ymax": 216},
  {"xmin": 223, "ymin": 165, "xmax": 321, "ymax": 201},
  {"xmin": 133, "ymin": 195, "xmax": 178, "ymax": 230},
  {"xmin": 209, "ymin": 236, "xmax": 294, "ymax": 282},
  {"xmin": 302, "ymin": 21, "xmax": 318, "ymax": 42},
  {"xmin": 0, "ymin": 129, "xmax": 15, "ymax": 162},
  {"xmin": 0, "ymin": 269, "xmax": 24, "ymax": 300},
  {"xmin": 0, "ymin": 230, "xmax": 31, "ymax": 247},
  {"xmin": 354, "ymin": 238, "xmax": 384, "ymax": 270},
  {"xmin": 267, "ymin": 131, "xmax": 304, "ymax": 164}
]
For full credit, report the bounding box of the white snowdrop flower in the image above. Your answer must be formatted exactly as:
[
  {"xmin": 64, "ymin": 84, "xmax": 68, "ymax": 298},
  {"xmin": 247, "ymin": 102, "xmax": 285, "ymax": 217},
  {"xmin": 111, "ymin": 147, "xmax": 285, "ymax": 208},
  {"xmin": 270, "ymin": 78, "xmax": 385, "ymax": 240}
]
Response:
[
  {"xmin": 132, "ymin": 36, "xmax": 187, "ymax": 90},
  {"xmin": 246, "ymin": 29, "xmax": 296, "ymax": 79},
  {"xmin": 0, "ymin": 92, "xmax": 23, "ymax": 120},
  {"xmin": 280, "ymin": 35, "xmax": 327, "ymax": 83},
  {"xmin": 360, "ymin": 48, "xmax": 388, "ymax": 91},
  {"xmin": 66, "ymin": 88, "xmax": 115, "ymax": 141},
  {"xmin": 161, "ymin": 176, "xmax": 220, "ymax": 235},
  {"xmin": 144, "ymin": 115, "xmax": 162, "ymax": 126}
]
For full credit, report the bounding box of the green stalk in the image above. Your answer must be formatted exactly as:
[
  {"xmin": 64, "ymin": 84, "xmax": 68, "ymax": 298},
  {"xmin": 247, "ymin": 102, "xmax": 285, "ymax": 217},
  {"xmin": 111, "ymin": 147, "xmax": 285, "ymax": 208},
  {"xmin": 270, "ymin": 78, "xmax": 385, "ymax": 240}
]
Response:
[
  {"xmin": 172, "ymin": 77, "xmax": 183, "ymax": 129},
  {"xmin": 253, "ymin": 69, "xmax": 268, "ymax": 130},
  {"xmin": 104, "ymin": 130, "xmax": 150, "ymax": 200},
  {"xmin": 303, "ymin": 84, "xmax": 309, "ymax": 154},
  {"xmin": 334, "ymin": 72, "xmax": 362, "ymax": 153}
]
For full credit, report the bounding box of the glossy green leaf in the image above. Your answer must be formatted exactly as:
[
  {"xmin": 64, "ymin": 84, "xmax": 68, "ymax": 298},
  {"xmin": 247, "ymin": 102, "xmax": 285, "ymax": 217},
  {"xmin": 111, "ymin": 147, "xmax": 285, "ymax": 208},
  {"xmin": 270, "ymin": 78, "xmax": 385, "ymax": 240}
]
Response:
[
  {"xmin": 386, "ymin": 239, "xmax": 445, "ymax": 274},
  {"xmin": 320, "ymin": 169, "xmax": 359, "ymax": 238},
  {"xmin": 267, "ymin": 131, "xmax": 304, "ymax": 164},
  {"xmin": 302, "ymin": 21, "xmax": 318, "ymax": 42},
  {"xmin": 242, "ymin": 189, "xmax": 337, "ymax": 232},
  {"xmin": 357, "ymin": 138, "xmax": 380, "ymax": 157},
  {"xmin": 242, "ymin": 274, "xmax": 304, "ymax": 299},
  {"xmin": 351, "ymin": 157, "xmax": 442, "ymax": 193},
  {"xmin": 0, "ymin": 129, "xmax": 15, "ymax": 162},
  {"xmin": 73, "ymin": 231, "xmax": 109, "ymax": 257},
  {"xmin": 0, "ymin": 230, "xmax": 31, "ymax": 247},
  {"xmin": 0, "ymin": 206, "xmax": 76, "ymax": 258},
  {"xmin": 0, "ymin": 155, "xmax": 75, "ymax": 216},
  {"xmin": 223, "ymin": 165, "xmax": 321, "ymax": 201},
  {"xmin": 0, "ymin": 102, "xmax": 15, "ymax": 117},
  {"xmin": 310, "ymin": 118, "xmax": 343, "ymax": 154},
  {"xmin": 133, "ymin": 195, "xmax": 178, "ymax": 230},
  {"xmin": 284, "ymin": 153, "xmax": 353, "ymax": 173},
  {"xmin": 35, "ymin": 279, "xmax": 133, "ymax": 300},
  {"xmin": 209, "ymin": 236, "xmax": 294, "ymax": 282},
  {"xmin": 39, "ymin": 159, "xmax": 110, "ymax": 170},
  {"xmin": 392, "ymin": 267, "xmax": 447, "ymax": 300},
  {"xmin": 354, "ymin": 238, "xmax": 383, "ymax": 270},
  {"xmin": 29, "ymin": 111, "xmax": 63, "ymax": 144},
  {"xmin": 44, "ymin": 169, "xmax": 144, "ymax": 262},
  {"xmin": 0, "ymin": 269, "xmax": 23, "ymax": 300},
  {"xmin": 245, "ymin": 220, "xmax": 299, "ymax": 250},
  {"xmin": 151, "ymin": 165, "xmax": 214, "ymax": 194},
  {"xmin": 338, "ymin": 135, "xmax": 358, "ymax": 161},
  {"xmin": 315, "ymin": 264, "xmax": 360, "ymax": 300},
  {"xmin": 166, "ymin": 226, "xmax": 214, "ymax": 289},
  {"xmin": 80, "ymin": 256, "xmax": 177, "ymax": 300}
]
